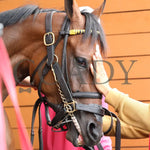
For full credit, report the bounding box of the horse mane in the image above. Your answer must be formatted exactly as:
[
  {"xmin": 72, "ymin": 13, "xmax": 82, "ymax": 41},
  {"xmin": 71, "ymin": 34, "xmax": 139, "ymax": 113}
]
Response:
[
  {"xmin": 0, "ymin": 5, "xmax": 53, "ymax": 27},
  {"xmin": 0, "ymin": 5, "xmax": 106, "ymax": 51}
]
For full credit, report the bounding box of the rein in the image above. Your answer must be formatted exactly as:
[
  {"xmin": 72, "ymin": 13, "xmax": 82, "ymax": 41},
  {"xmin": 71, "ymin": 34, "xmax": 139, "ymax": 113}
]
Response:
[
  {"xmin": 30, "ymin": 10, "xmax": 121, "ymax": 150},
  {"xmin": 0, "ymin": 24, "xmax": 32, "ymax": 150}
]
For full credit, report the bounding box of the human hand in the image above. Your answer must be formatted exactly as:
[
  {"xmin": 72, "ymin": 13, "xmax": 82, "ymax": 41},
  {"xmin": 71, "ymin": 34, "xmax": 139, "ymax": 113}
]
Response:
[{"xmin": 90, "ymin": 49, "xmax": 111, "ymax": 96}]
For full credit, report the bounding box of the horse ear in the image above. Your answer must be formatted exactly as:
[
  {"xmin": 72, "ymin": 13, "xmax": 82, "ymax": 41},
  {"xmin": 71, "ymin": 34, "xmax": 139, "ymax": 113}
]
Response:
[
  {"xmin": 64, "ymin": 0, "xmax": 82, "ymax": 21},
  {"xmin": 92, "ymin": 0, "xmax": 106, "ymax": 18}
]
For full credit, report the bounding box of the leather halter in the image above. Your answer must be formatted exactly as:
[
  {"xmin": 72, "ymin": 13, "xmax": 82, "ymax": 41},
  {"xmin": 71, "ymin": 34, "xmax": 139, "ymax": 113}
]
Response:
[{"xmin": 30, "ymin": 10, "xmax": 121, "ymax": 150}]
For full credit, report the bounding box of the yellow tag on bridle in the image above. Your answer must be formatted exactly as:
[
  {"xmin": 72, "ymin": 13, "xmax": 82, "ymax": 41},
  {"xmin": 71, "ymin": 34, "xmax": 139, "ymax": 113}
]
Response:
[
  {"xmin": 69, "ymin": 29, "xmax": 86, "ymax": 35},
  {"xmin": 69, "ymin": 29, "xmax": 100, "ymax": 35}
]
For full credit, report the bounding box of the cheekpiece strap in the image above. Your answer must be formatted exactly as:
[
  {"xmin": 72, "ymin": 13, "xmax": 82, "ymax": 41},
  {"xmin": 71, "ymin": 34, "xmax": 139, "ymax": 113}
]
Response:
[{"xmin": 45, "ymin": 11, "xmax": 56, "ymax": 67}]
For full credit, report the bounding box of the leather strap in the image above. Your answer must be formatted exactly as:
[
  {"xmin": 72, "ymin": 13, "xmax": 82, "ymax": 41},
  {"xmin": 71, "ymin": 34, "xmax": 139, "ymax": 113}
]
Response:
[
  {"xmin": 31, "ymin": 98, "xmax": 42, "ymax": 145},
  {"xmin": 38, "ymin": 104, "xmax": 43, "ymax": 150},
  {"xmin": 97, "ymin": 143, "xmax": 104, "ymax": 150},
  {"xmin": 37, "ymin": 11, "xmax": 56, "ymax": 99},
  {"xmin": 76, "ymin": 103, "xmax": 104, "ymax": 116},
  {"xmin": 103, "ymin": 108, "xmax": 113, "ymax": 135},
  {"xmin": 72, "ymin": 92, "xmax": 102, "ymax": 99},
  {"xmin": 103, "ymin": 108, "xmax": 121, "ymax": 150},
  {"xmin": 45, "ymin": 11, "xmax": 56, "ymax": 67},
  {"xmin": 52, "ymin": 62, "xmax": 73, "ymax": 102}
]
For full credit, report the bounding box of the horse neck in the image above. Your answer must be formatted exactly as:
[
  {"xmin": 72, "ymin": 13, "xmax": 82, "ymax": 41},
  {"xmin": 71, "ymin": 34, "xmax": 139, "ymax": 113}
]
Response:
[
  {"xmin": 2, "ymin": 14, "xmax": 47, "ymax": 88},
  {"xmin": 2, "ymin": 12, "xmax": 66, "ymax": 100}
]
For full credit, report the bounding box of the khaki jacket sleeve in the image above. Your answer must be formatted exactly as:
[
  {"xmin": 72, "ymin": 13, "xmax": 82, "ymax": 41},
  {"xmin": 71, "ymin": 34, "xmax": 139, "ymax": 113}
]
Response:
[
  {"xmin": 103, "ymin": 115, "xmax": 149, "ymax": 138},
  {"xmin": 104, "ymin": 88, "xmax": 150, "ymax": 135}
]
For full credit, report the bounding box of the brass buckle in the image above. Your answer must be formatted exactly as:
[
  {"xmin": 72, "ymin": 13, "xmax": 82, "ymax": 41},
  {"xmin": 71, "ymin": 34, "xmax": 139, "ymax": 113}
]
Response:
[
  {"xmin": 43, "ymin": 32, "xmax": 55, "ymax": 46},
  {"xmin": 64, "ymin": 101, "xmax": 77, "ymax": 114}
]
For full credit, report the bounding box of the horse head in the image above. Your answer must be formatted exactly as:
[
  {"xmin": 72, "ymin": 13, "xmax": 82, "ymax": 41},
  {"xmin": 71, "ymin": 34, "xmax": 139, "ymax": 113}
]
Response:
[
  {"xmin": 59, "ymin": 0, "xmax": 107, "ymax": 147},
  {"xmin": 1, "ymin": 0, "xmax": 107, "ymax": 148}
]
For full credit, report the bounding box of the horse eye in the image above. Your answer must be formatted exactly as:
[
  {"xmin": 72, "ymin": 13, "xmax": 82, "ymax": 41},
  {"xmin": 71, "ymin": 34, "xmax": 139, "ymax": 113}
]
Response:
[{"xmin": 75, "ymin": 57, "xmax": 88, "ymax": 68}]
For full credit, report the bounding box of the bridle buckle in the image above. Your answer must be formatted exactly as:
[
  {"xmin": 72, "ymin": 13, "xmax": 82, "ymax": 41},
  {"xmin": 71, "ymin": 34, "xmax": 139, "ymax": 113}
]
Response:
[
  {"xmin": 43, "ymin": 32, "xmax": 55, "ymax": 46},
  {"xmin": 64, "ymin": 101, "xmax": 77, "ymax": 114}
]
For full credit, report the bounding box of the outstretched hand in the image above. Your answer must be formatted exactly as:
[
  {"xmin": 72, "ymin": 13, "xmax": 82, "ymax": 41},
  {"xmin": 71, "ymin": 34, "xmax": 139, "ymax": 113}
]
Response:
[{"xmin": 90, "ymin": 49, "xmax": 111, "ymax": 96}]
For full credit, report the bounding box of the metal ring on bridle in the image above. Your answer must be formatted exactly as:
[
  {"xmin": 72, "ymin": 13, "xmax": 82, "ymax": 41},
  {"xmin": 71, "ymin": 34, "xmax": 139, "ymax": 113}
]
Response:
[
  {"xmin": 53, "ymin": 54, "xmax": 58, "ymax": 63},
  {"xmin": 64, "ymin": 101, "xmax": 77, "ymax": 114},
  {"xmin": 48, "ymin": 54, "xmax": 58, "ymax": 67}
]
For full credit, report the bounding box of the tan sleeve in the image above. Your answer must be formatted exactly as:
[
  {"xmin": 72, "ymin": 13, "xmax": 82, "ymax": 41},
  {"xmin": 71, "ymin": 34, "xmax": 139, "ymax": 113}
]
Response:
[
  {"xmin": 103, "ymin": 115, "xmax": 149, "ymax": 138},
  {"xmin": 105, "ymin": 88, "xmax": 150, "ymax": 132}
]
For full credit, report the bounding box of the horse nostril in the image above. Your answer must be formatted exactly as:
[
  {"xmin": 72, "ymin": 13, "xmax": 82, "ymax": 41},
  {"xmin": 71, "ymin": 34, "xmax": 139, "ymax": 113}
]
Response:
[
  {"xmin": 87, "ymin": 122, "xmax": 100, "ymax": 142},
  {"xmin": 89, "ymin": 123, "xmax": 99, "ymax": 138},
  {"xmin": 89, "ymin": 123, "xmax": 95, "ymax": 132}
]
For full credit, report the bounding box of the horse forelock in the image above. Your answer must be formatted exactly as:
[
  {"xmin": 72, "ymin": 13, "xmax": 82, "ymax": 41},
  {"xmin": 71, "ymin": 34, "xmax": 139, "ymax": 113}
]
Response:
[
  {"xmin": 78, "ymin": 7, "xmax": 106, "ymax": 52},
  {"xmin": 80, "ymin": 11, "xmax": 106, "ymax": 53}
]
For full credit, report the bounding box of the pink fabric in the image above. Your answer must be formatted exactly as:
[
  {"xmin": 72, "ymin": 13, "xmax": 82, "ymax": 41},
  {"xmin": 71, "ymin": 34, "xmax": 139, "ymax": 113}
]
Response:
[
  {"xmin": 0, "ymin": 38, "xmax": 32, "ymax": 150},
  {"xmin": 100, "ymin": 136, "xmax": 112, "ymax": 150},
  {"xmin": 41, "ymin": 95, "xmax": 112, "ymax": 150}
]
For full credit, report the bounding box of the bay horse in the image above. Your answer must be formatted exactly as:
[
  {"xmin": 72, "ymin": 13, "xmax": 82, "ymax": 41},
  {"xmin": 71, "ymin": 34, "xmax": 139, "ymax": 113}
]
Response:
[{"xmin": 0, "ymin": 0, "xmax": 108, "ymax": 149}]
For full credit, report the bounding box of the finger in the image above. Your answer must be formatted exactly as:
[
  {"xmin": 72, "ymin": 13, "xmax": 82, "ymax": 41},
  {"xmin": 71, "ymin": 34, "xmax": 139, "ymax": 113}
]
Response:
[
  {"xmin": 93, "ymin": 54, "xmax": 96, "ymax": 61},
  {"xmin": 90, "ymin": 64, "xmax": 94, "ymax": 75},
  {"xmin": 95, "ymin": 50, "xmax": 102, "ymax": 60},
  {"xmin": 93, "ymin": 55, "xmax": 103, "ymax": 70},
  {"xmin": 90, "ymin": 64, "xmax": 97, "ymax": 77}
]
